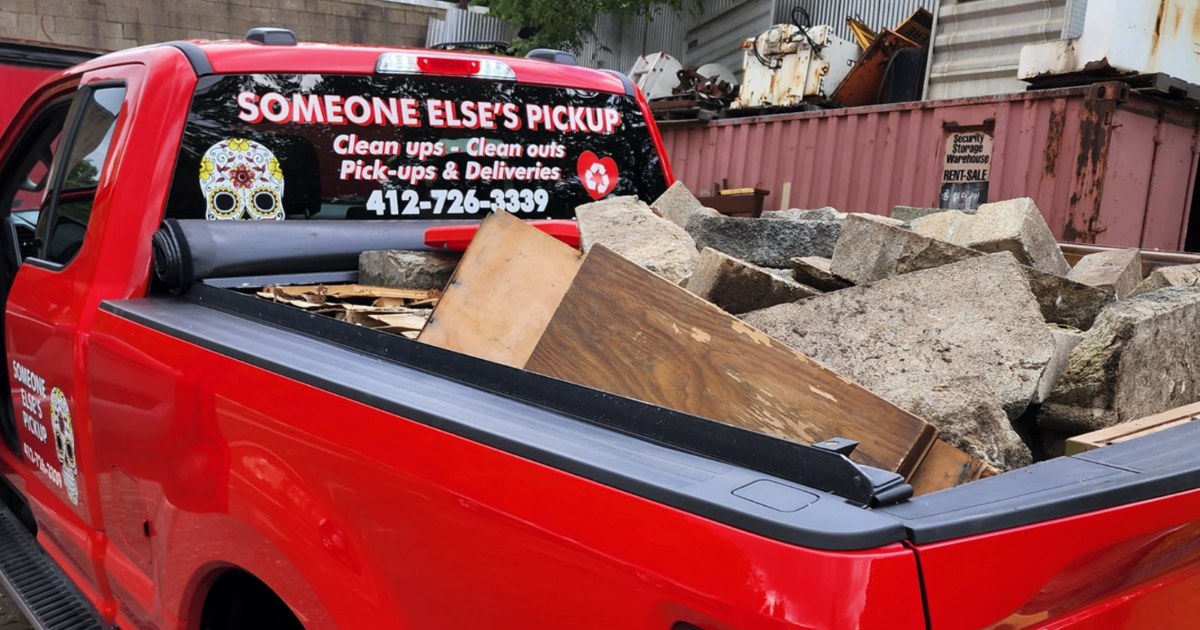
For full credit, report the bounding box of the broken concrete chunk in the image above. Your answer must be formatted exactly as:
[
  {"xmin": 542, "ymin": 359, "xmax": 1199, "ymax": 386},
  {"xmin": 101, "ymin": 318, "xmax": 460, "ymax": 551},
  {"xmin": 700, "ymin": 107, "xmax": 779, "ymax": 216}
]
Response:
[
  {"xmin": 896, "ymin": 377, "xmax": 1032, "ymax": 471},
  {"xmin": 1018, "ymin": 265, "xmax": 1115, "ymax": 330},
  {"xmin": 830, "ymin": 214, "xmax": 982, "ymax": 285},
  {"xmin": 763, "ymin": 207, "xmax": 845, "ymax": 221},
  {"xmin": 742, "ymin": 253, "xmax": 1056, "ymax": 470},
  {"xmin": 1127, "ymin": 263, "xmax": 1200, "ymax": 298},
  {"xmin": 910, "ymin": 198, "xmax": 1070, "ymax": 275},
  {"xmin": 576, "ymin": 195, "xmax": 697, "ymax": 285},
  {"xmin": 684, "ymin": 215, "xmax": 842, "ymax": 268},
  {"xmin": 359, "ymin": 250, "xmax": 461, "ymax": 291},
  {"xmin": 892, "ymin": 205, "xmax": 960, "ymax": 223},
  {"xmin": 1066, "ymin": 248, "xmax": 1142, "ymax": 299},
  {"xmin": 1039, "ymin": 286, "xmax": 1200, "ymax": 433},
  {"xmin": 847, "ymin": 212, "xmax": 908, "ymax": 227},
  {"xmin": 790, "ymin": 256, "xmax": 852, "ymax": 292},
  {"xmin": 650, "ymin": 181, "xmax": 720, "ymax": 228},
  {"xmin": 687, "ymin": 248, "xmax": 820, "ymax": 314},
  {"xmin": 1035, "ymin": 327, "xmax": 1084, "ymax": 404}
]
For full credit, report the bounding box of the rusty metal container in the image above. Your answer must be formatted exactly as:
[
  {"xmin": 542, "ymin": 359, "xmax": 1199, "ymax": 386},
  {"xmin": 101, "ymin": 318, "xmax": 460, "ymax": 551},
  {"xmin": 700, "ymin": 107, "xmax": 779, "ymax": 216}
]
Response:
[{"xmin": 660, "ymin": 82, "xmax": 1200, "ymax": 251}]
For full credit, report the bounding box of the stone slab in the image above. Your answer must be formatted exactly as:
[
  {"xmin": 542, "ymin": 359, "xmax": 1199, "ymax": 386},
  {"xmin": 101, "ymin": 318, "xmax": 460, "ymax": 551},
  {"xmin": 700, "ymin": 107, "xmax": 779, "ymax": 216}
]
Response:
[
  {"xmin": 1018, "ymin": 265, "xmax": 1115, "ymax": 330},
  {"xmin": 910, "ymin": 197, "xmax": 1070, "ymax": 275},
  {"xmin": 687, "ymin": 248, "xmax": 820, "ymax": 314},
  {"xmin": 1127, "ymin": 262, "xmax": 1200, "ymax": 298},
  {"xmin": 1039, "ymin": 286, "xmax": 1200, "ymax": 433},
  {"xmin": 650, "ymin": 181, "xmax": 720, "ymax": 229},
  {"xmin": 359, "ymin": 250, "xmax": 461, "ymax": 291},
  {"xmin": 892, "ymin": 205, "xmax": 962, "ymax": 223},
  {"xmin": 763, "ymin": 207, "xmax": 845, "ymax": 221},
  {"xmin": 577, "ymin": 195, "xmax": 697, "ymax": 285},
  {"xmin": 742, "ymin": 252, "xmax": 1055, "ymax": 471},
  {"xmin": 830, "ymin": 213, "xmax": 982, "ymax": 285},
  {"xmin": 1036, "ymin": 327, "xmax": 1084, "ymax": 404},
  {"xmin": 685, "ymin": 215, "xmax": 842, "ymax": 268},
  {"xmin": 790, "ymin": 256, "xmax": 852, "ymax": 292},
  {"xmin": 1066, "ymin": 248, "xmax": 1142, "ymax": 299}
]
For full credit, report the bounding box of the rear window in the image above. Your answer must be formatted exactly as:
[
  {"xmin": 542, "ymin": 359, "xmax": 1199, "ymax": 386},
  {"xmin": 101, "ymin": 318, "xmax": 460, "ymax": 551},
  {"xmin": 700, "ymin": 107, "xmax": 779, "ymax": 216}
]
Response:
[{"xmin": 164, "ymin": 73, "xmax": 668, "ymax": 222}]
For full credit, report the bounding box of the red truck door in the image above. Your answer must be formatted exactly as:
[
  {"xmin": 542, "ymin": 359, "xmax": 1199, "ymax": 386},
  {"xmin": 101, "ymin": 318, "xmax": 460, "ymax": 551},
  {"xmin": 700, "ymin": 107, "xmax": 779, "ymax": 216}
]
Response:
[{"xmin": 4, "ymin": 64, "xmax": 139, "ymax": 602}]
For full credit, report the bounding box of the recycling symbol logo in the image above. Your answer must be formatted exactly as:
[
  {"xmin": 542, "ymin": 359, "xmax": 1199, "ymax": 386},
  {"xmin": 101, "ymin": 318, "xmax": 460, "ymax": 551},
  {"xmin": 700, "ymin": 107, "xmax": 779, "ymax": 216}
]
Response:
[{"xmin": 577, "ymin": 151, "xmax": 619, "ymax": 201}]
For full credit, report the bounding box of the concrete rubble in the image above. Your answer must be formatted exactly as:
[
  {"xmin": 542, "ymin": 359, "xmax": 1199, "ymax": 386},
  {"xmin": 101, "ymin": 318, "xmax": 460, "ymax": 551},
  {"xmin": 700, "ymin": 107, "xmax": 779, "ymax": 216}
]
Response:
[
  {"xmin": 1128, "ymin": 262, "xmax": 1200, "ymax": 298},
  {"xmin": 790, "ymin": 256, "xmax": 852, "ymax": 292},
  {"xmin": 830, "ymin": 214, "xmax": 982, "ymax": 285},
  {"xmin": 910, "ymin": 198, "xmax": 1071, "ymax": 275},
  {"xmin": 650, "ymin": 181, "xmax": 721, "ymax": 229},
  {"xmin": 742, "ymin": 253, "xmax": 1055, "ymax": 470},
  {"xmin": 1039, "ymin": 286, "xmax": 1200, "ymax": 433},
  {"xmin": 685, "ymin": 214, "xmax": 842, "ymax": 267},
  {"xmin": 1066, "ymin": 249, "xmax": 1142, "ymax": 299},
  {"xmin": 576, "ymin": 195, "xmax": 698, "ymax": 285},
  {"xmin": 359, "ymin": 250, "xmax": 461, "ymax": 290},
  {"xmin": 687, "ymin": 248, "xmax": 820, "ymax": 314}
]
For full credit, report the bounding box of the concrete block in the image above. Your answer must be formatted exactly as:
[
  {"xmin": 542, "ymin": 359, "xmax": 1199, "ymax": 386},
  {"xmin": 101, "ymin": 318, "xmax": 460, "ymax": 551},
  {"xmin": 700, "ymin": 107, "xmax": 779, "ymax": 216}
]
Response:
[
  {"xmin": 1018, "ymin": 265, "xmax": 1115, "ymax": 330},
  {"xmin": 650, "ymin": 181, "xmax": 720, "ymax": 229},
  {"xmin": 830, "ymin": 214, "xmax": 982, "ymax": 285},
  {"xmin": 790, "ymin": 256, "xmax": 852, "ymax": 292},
  {"xmin": 910, "ymin": 198, "xmax": 1070, "ymax": 275},
  {"xmin": 1039, "ymin": 286, "xmax": 1200, "ymax": 433},
  {"xmin": 1066, "ymin": 248, "xmax": 1142, "ymax": 299},
  {"xmin": 359, "ymin": 250, "xmax": 461, "ymax": 290},
  {"xmin": 685, "ymin": 215, "xmax": 842, "ymax": 268},
  {"xmin": 687, "ymin": 248, "xmax": 820, "ymax": 314},
  {"xmin": 1036, "ymin": 327, "xmax": 1084, "ymax": 404},
  {"xmin": 1127, "ymin": 262, "xmax": 1200, "ymax": 298},
  {"xmin": 577, "ymin": 196, "xmax": 697, "ymax": 285},
  {"xmin": 847, "ymin": 212, "xmax": 907, "ymax": 227},
  {"xmin": 742, "ymin": 253, "xmax": 1054, "ymax": 471}
]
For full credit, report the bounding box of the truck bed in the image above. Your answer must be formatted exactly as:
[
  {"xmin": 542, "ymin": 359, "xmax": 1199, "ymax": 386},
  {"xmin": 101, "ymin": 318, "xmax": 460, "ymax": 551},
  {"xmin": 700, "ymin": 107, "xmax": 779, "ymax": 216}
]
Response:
[{"xmin": 102, "ymin": 275, "xmax": 1200, "ymax": 549}]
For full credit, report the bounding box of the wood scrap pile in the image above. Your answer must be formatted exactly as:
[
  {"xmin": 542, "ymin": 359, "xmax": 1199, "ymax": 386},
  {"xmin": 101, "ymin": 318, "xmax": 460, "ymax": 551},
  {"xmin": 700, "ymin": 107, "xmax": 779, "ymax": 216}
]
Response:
[{"xmin": 256, "ymin": 284, "xmax": 439, "ymax": 338}]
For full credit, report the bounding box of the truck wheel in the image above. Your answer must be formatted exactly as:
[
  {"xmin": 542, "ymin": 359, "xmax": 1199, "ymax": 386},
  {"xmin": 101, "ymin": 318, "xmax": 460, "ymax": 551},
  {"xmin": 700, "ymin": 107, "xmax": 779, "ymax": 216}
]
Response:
[{"xmin": 200, "ymin": 570, "xmax": 304, "ymax": 630}]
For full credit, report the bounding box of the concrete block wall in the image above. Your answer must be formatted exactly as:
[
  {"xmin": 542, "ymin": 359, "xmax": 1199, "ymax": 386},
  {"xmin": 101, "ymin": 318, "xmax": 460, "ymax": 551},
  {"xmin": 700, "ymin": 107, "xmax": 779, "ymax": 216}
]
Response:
[{"xmin": 0, "ymin": 0, "xmax": 442, "ymax": 52}]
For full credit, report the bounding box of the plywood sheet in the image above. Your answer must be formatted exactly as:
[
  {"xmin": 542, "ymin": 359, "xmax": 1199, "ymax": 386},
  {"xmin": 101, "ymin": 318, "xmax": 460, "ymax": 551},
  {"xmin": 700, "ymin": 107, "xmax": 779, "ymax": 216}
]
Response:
[
  {"xmin": 1066, "ymin": 401, "xmax": 1200, "ymax": 455},
  {"xmin": 908, "ymin": 439, "xmax": 997, "ymax": 496},
  {"xmin": 419, "ymin": 212, "xmax": 582, "ymax": 368},
  {"xmin": 526, "ymin": 244, "xmax": 939, "ymax": 477}
]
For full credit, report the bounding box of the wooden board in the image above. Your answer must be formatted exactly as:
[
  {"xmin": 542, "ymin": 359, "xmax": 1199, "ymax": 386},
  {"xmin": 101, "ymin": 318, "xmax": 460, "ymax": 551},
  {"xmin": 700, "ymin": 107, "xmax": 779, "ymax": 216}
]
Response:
[
  {"xmin": 908, "ymin": 439, "xmax": 997, "ymax": 496},
  {"xmin": 1066, "ymin": 401, "xmax": 1200, "ymax": 456},
  {"xmin": 418, "ymin": 211, "xmax": 582, "ymax": 368},
  {"xmin": 525, "ymin": 244, "xmax": 940, "ymax": 477}
]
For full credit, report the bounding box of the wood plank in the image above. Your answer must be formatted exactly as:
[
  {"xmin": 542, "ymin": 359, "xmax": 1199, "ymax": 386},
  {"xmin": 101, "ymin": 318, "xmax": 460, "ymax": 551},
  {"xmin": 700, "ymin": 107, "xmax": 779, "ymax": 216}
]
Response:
[
  {"xmin": 525, "ymin": 244, "xmax": 940, "ymax": 478},
  {"xmin": 418, "ymin": 211, "xmax": 582, "ymax": 368},
  {"xmin": 908, "ymin": 439, "xmax": 997, "ymax": 496},
  {"xmin": 1066, "ymin": 401, "xmax": 1200, "ymax": 455},
  {"xmin": 265, "ymin": 284, "xmax": 440, "ymax": 301}
]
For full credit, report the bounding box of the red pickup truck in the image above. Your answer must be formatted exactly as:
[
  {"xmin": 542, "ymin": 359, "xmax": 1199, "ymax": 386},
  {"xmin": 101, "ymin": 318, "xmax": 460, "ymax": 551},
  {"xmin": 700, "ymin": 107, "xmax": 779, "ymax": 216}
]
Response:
[{"xmin": 2, "ymin": 29, "xmax": 1200, "ymax": 630}]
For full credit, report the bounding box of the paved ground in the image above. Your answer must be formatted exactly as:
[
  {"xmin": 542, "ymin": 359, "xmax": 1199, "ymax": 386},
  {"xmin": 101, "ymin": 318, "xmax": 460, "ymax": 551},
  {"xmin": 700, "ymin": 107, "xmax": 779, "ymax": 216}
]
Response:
[{"xmin": 0, "ymin": 587, "xmax": 33, "ymax": 630}]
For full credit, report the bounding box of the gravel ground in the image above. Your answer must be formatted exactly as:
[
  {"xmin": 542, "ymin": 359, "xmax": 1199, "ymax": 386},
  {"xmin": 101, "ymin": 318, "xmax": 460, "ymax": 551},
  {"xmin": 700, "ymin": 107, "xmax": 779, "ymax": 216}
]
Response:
[{"xmin": 0, "ymin": 587, "xmax": 32, "ymax": 630}]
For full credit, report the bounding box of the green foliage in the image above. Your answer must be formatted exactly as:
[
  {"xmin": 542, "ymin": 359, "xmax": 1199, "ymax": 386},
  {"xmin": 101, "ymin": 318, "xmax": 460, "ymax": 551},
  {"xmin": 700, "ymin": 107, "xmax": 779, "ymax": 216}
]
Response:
[{"xmin": 475, "ymin": 0, "xmax": 698, "ymax": 56}]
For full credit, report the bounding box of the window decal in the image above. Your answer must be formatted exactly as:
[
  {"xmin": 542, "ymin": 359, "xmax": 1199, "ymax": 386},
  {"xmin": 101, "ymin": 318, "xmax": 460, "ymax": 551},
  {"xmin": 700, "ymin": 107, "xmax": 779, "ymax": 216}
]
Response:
[{"xmin": 200, "ymin": 138, "xmax": 286, "ymax": 221}]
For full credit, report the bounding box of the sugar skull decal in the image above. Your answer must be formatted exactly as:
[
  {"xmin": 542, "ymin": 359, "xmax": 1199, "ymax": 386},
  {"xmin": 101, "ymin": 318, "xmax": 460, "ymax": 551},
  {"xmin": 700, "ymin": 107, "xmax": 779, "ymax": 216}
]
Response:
[
  {"xmin": 50, "ymin": 387, "xmax": 78, "ymax": 506},
  {"xmin": 199, "ymin": 138, "xmax": 285, "ymax": 221}
]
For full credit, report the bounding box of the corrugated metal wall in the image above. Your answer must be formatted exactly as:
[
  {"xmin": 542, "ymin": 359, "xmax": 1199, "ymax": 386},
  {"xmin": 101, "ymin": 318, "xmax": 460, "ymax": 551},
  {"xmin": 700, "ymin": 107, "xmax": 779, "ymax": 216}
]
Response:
[
  {"xmin": 425, "ymin": 7, "xmax": 517, "ymax": 48},
  {"xmin": 578, "ymin": 5, "xmax": 689, "ymax": 72},
  {"xmin": 681, "ymin": 0, "xmax": 773, "ymax": 81},
  {"xmin": 927, "ymin": 0, "xmax": 1067, "ymax": 99},
  {"xmin": 659, "ymin": 85, "xmax": 1200, "ymax": 251},
  {"xmin": 772, "ymin": 0, "xmax": 932, "ymax": 43}
]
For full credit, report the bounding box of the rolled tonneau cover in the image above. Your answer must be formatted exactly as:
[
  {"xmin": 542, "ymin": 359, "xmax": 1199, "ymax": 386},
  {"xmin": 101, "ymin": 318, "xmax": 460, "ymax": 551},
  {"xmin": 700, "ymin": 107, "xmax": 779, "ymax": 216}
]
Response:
[{"xmin": 151, "ymin": 218, "xmax": 476, "ymax": 290}]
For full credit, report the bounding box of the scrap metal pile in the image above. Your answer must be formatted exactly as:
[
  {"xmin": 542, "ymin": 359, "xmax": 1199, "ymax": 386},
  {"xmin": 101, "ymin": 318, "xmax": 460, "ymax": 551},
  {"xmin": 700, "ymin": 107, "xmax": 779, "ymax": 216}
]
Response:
[
  {"xmin": 639, "ymin": 7, "xmax": 934, "ymax": 121},
  {"xmin": 255, "ymin": 184, "xmax": 1200, "ymax": 496}
]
